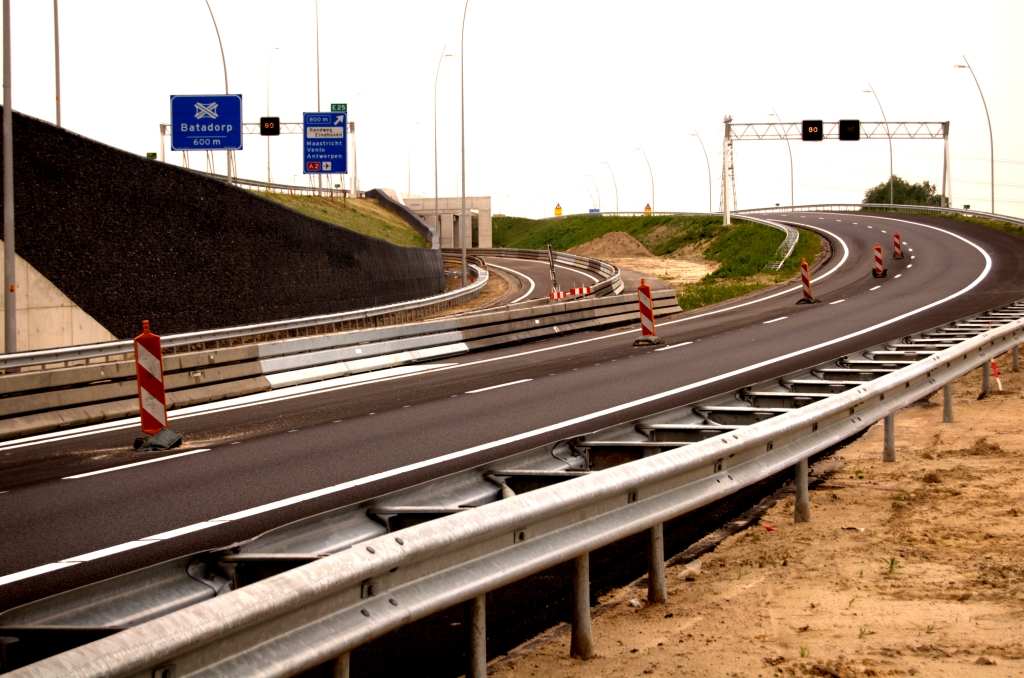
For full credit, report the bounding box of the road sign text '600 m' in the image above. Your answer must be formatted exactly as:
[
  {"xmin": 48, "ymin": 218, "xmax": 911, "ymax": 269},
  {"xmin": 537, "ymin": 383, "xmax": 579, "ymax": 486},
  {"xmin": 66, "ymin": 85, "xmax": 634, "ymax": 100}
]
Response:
[
  {"xmin": 303, "ymin": 110, "xmax": 347, "ymax": 174},
  {"xmin": 170, "ymin": 95, "xmax": 243, "ymax": 151}
]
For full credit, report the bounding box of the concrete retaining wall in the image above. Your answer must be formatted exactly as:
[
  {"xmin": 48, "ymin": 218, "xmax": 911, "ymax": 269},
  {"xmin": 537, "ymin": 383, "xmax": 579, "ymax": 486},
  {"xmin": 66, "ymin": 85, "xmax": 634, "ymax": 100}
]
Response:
[{"xmin": 0, "ymin": 108, "xmax": 445, "ymax": 340}]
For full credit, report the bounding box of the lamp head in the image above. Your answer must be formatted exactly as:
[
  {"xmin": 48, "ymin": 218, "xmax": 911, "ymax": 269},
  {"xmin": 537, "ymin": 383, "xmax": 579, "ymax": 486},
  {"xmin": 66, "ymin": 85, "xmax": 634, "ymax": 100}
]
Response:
[{"xmin": 954, "ymin": 64, "xmax": 968, "ymax": 69}]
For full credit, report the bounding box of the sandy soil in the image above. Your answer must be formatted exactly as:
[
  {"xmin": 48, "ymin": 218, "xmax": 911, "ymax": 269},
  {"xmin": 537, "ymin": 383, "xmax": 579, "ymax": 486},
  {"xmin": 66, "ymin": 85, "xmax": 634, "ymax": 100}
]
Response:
[
  {"xmin": 493, "ymin": 351, "xmax": 1024, "ymax": 677},
  {"xmin": 569, "ymin": 232, "xmax": 715, "ymax": 290}
]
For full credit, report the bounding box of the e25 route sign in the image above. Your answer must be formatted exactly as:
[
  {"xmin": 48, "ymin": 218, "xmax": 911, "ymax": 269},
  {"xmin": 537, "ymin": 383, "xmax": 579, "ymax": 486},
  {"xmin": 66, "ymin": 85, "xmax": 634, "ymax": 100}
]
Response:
[
  {"xmin": 170, "ymin": 94, "xmax": 243, "ymax": 151},
  {"xmin": 303, "ymin": 111, "xmax": 347, "ymax": 174}
]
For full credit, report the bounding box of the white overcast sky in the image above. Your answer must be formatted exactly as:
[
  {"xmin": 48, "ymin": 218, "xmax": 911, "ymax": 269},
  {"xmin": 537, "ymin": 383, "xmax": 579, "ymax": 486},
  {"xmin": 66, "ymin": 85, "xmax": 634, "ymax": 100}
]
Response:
[{"xmin": 4, "ymin": 1, "xmax": 1024, "ymax": 218}]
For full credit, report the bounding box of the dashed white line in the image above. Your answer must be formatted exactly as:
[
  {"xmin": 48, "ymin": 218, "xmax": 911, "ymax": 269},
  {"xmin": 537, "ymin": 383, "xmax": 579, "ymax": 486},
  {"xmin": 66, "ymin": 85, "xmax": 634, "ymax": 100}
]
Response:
[
  {"xmin": 870, "ymin": 285, "xmax": 881, "ymax": 290},
  {"xmin": 829, "ymin": 299, "xmax": 845, "ymax": 305},
  {"xmin": 907, "ymin": 264, "xmax": 913, "ymax": 268},
  {"xmin": 894, "ymin": 274, "xmax": 902, "ymax": 279},
  {"xmin": 63, "ymin": 449, "xmax": 212, "ymax": 480},
  {"xmin": 466, "ymin": 378, "xmax": 533, "ymax": 394},
  {"xmin": 763, "ymin": 316, "xmax": 788, "ymax": 324},
  {"xmin": 654, "ymin": 341, "xmax": 693, "ymax": 352}
]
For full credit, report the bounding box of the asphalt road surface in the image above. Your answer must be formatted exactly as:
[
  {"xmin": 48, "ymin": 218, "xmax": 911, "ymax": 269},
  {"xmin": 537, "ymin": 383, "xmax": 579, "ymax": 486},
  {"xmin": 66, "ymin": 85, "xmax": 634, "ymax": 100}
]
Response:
[{"xmin": 1, "ymin": 212, "xmax": 1022, "ymax": 613}]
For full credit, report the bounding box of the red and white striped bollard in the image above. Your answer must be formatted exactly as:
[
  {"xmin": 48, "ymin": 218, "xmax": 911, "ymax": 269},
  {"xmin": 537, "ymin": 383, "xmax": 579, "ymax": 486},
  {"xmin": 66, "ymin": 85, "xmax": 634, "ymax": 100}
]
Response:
[
  {"xmin": 893, "ymin": 232, "xmax": 903, "ymax": 259},
  {"xmin": 872, "ymin": 243, "xmax": 887, "ymax": 278},
  {"xmin": 795, "ymin": 257, "xmax": 819, "ymax": 304},
  {"xmin": 633, "ymin": 278, "xmax": 662, "ymax": 346},
  {"xmin": 134, "ymin": 320, "xmax": 168, "ymax": 435}
]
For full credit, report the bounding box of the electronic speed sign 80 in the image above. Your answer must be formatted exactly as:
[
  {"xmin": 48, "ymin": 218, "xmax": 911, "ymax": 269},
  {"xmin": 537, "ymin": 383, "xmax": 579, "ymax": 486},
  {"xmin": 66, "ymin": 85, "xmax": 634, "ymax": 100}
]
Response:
[
  {"xmin": 801, "ymin": 120, "xmax": 823, "ymax": 141},
  {"xmin": 838, "ymin": 119, "xmax": 860, "ymax": 141},
  {"xmin": 260, "ymin": 117, "xmax": 280, "ymax": 136}
]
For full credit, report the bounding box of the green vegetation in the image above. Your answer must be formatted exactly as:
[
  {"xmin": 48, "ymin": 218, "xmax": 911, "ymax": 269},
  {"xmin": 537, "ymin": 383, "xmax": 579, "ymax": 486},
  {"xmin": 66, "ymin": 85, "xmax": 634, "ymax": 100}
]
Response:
[
  {"xmin": 863, "ymin": 175, "xmax": 942, "ymax": 206},
  {"xmin": 261, "ymin": 192, "xmax": 430, "ymax": 248},
  {"xmin": 492, "ymin": 213, "xmax": 823, "ymax": 313}
]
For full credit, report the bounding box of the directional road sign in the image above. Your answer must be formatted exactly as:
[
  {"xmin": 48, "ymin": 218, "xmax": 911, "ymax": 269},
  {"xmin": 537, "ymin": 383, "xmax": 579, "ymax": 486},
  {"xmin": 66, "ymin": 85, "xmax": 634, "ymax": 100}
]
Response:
[
  {"xmin": 303, "ymin": 111, "xmax": 347, "ymax": 174},
  {"xmin": 170, "ymin": 94, "xmax": 243, "ymax": 151}
]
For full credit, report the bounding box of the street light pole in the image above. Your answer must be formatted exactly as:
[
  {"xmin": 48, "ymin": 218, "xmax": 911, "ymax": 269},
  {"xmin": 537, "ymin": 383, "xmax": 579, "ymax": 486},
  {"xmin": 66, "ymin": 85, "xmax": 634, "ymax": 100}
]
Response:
[
  {"xmin": 265, "ymin": 45, "xmax": 279, "ymax": 184},
  {"xmin": 314, "ymin": 0, "xmax": 322, "ymax": 194},
  {"xmin": 769, "ymin": 109, "xmax": 793, "ymax": 206},
  {"xmin": 586, "ymin": 173, "xmax": 601, "ymax": 211},
  {"xmin": 601, "ymin": 160, "xmax": 618, "ymax": 212},
  {"xmin": 204, "ymin": 0, "xmax": 232, "ymax": 180},
  {"xmin": 459, "ymin": 0, "xmax": 469, "ymax": 287},
  {"xmin": 53, "ymin": 0, "xmax": 61, "ymax": 127},
  {"xmin": 434, "ymin": 46, "xmax": 452, "ymax": 247},
  {"xmin": 691, "ymin": 131, "xmax": 711, "ymax": 213},
  {"xmin": 3, "ymin": 0, "xmax": 14, "ymax": 353},
  {"xmin": 863, "ymin": 84, "xmax": 893, "ymax": 204},
  {"xmin": 636, "ymin": 145, "xmax": 653, "ymax": 210},
  {"xmin": 956, "ymin": 57, "xmax": 994, "ymax": 213}
]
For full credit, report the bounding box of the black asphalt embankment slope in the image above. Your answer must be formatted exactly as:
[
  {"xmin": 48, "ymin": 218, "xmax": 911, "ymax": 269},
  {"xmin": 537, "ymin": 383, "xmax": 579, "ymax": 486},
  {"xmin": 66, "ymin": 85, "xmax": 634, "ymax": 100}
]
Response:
[{"xmin": 0, "ymin": 108, "xmax": 444, "ymax": 338}]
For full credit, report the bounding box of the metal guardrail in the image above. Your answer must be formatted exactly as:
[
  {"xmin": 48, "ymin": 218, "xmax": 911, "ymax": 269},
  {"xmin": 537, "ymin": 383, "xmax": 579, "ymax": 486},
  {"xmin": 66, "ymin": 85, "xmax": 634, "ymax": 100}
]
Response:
[
  {"xmin": 736, "ymin": 203, "xmax": 1024, "ymax": 229},
  {"xmin": 6, "ymin": 300, "xmax": 1022, "ymax": 676},
  {"xmin": 0, "ymin": 265, "xmax": 487, "ymax": 373},
  {"xmin": 447, "ymin": 247, "xmax": 624, "ymax": 297}
]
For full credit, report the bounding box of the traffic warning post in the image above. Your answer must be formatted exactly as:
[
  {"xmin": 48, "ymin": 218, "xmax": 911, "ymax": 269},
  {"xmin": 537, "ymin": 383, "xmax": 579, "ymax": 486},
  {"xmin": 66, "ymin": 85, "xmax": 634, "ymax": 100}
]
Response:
[
  {"xmin": 133, "ymin": 320, "xmax": 181, "ymax": 449},
  {"xmin": 633, "ymin": 278, "xmax": 662, "ymax": 346},
  {"xmin": 643, "ymin": 203, "xmax": 652, "ymax": 215},
  {"xmin": 795, "ymin": 258, "xmax": 820, "ymax": 304},
  {"xmin": 893, "ymin": 232, "xmax": 904, "ymax": 259},
  {"xmin": 872, "ymin": 243, "xmax": 887, "ymax": 278},
  {"xmin": 554, "ymin": 203, "xmax": 563, "ymax": 217},
  {"xmin": 550, "ymin": 286, "xmax": 592, "ymax": 300}
]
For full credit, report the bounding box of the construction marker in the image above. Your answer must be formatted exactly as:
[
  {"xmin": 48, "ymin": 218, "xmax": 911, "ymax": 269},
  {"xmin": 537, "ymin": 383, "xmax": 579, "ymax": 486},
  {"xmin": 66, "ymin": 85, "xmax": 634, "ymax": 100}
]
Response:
[
  {"xmin": 795, "ymin": 258, "xmax": 819, "ymax": 304},
  {"xmin": 872, "ymin": 243, "xmax": 887, "ymax": 278},
  {"xmin": 893, "ymin": 232, "xmax": 903, "ymax": 259},
  {"xmin": 991, "ymin": 360, "xmax": 1002, "ymax": 391}
]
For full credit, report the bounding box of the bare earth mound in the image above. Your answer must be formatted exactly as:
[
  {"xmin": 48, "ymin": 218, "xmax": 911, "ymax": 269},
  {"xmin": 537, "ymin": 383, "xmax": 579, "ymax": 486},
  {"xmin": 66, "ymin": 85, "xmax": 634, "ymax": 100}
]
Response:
[
  {"xmin": 569, "ymin": 232, "xmax": 715, "ymax": 290},
  {"xmin": 494, "ymin": 351, "xmax": 1024, "ymax": 677}
]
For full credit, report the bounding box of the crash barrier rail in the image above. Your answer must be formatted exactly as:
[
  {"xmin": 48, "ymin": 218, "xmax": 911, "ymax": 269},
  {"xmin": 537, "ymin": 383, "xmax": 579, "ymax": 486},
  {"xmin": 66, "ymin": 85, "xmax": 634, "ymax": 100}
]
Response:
[
  {"xmin": 0, "ymin": 288, "xmax": 681, "ymax": 440},
  {"xmin": 445, "ymin": 247, "xmax": 624, "ymax": 297},
  {"xmin": 736, "ymin": 203, "xmax": 1024, "ymax": 229},
  {"xmin": 0, "ymin": 264, "xmax": 491, "ymax": 374},
  {"xmin": 363, "ymin": 189, "xmax": 436, "ymax": 247},
  {"xmin": 4, "ymin": 300, "xmax": 1022, "ymax": 675}
]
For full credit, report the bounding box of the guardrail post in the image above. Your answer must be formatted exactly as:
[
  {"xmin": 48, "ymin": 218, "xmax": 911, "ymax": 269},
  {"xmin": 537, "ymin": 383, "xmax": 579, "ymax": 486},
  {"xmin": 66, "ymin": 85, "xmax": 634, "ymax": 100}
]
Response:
[
  {"xmin": 330, "ymin": 652, "xmax": 350, "ymax": 678},
  {"xmin": 883, "ymin": 413, "xmax": 896, "ymax": 462},
  {"xmin": 647, "ymin": 523, "xmax": 668, "ymax": 604},
  {"xmin": 942, "ymin": 383, "xmax": 954, "ymax": 422},
  {"xmin": 794, "ymin": 458, "xmax": 810, "ymax": 522},
  {"xmin": 1013, "ymin": 345, "xmax": 1019, "ymax": 373},
  {"xmin": 570, "ymin": 553, "xmax": 595, "ymax": 659},
  {"xmin": 466, "ymin": 594, "xmax": 486, "ymax": 677},
  {"xmin": 981, "ymin": 361, "xmax": 990, "ymax": 396}
]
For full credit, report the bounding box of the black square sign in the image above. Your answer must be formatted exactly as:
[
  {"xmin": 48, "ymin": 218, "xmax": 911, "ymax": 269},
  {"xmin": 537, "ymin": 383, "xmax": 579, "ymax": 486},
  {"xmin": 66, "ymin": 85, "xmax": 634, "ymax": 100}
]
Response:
[
  {"xmin": 260, "ymin": 117, "xmax": 280, "ymax": 136},
  {"xmin": 801, "ymin": 120, "xmax": 823, "ymax": 141},
  {"xmin": 839, "ymin": 119, "xmax": 860, "ymax": 141}
]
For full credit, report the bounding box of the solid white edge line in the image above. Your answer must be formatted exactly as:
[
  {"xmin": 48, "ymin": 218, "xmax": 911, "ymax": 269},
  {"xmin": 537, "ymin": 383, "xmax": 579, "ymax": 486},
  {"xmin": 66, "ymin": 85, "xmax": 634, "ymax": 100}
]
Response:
[
  {"xmin": 553, "ymin": 262, "xmax": 600, "ymax": 284},
  {"xmin": 0, "ymin": 562, "xmax": 78, "ymax": 587},
  {"xmin": 654, "ymin": 341, "xmax": 693, "ymax": 352},
  {"xmin": 466, "ymin": 378, "xmax": 533, "ymax": 394},
  {"xmin": 0, "ymin": 226, "xmax": 850, "ymax": 452},
  {"xmin": 763, "ymin": 316, "xmax": 787, "ymax": 324},
  {"xmin": 1, "ymin": 216, "xmax": 990, "ymax": 589},
  {"xmin": 487, "ymin": 262, "xmax": 536, "ymax": 303},
  {"xmin": 63, "ymin": 448, "xmax": 211, "ymax": 479}
]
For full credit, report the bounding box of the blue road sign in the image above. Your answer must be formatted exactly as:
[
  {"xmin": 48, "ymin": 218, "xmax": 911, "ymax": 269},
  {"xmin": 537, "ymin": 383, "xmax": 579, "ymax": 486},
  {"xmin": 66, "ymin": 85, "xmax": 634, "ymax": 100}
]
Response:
[
  {"xmin": 170, "ymin": 95, "xmax": 243, "ymax": 151},
  {"xmin": 303, "ymin": 111, "xmax": 347, "ymax": 174}
]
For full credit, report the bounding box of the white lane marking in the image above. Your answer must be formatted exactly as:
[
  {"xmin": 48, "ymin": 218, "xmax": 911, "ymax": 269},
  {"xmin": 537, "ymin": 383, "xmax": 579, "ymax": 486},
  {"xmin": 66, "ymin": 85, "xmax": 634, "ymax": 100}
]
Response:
[
  {"xmin": 0, "ymin": 562, "xmax": 78, "ymax": 587},
  {"xmin": 911, "ymin": 256, "xmax": 915, "ymax": 259},
  {"xmin": 62, "ymin": 449, "xmax": 211, "ymax": 479},
  {"xmin": 466, "ymin": 378, "xmax": 533, "ymax": 394},
  {"xmin": 554, "ymin": 262, "xmax": 600, "ymax": 284},
  {"xmin": 0, "ymin": 364, "xmax": 457, "ymax": 452},
  {"xmin": 894, "ymin": 274, "xmax": 902, "ymax": 279},
  {"xmin": 763, "ymin": 316, "xmax": 788, "ymax": 324},
  {"xmin": 829, "ymin": 299, "xmax": 845, "ymax": 305},
  {"xmin": 881, "ymin": 230, "xmax": 887, "ymax": 233},
  {"xmin": 654, "ymin": 341, "xmax": 693, "ymax": 352},
  {"xmin": 870, "ymin": 285, "xmax": 881, "ymax": 290},
  {"xmin": 486, "ymin": 262, "xmax": 537, "ymax": 303},
  {"xmin": 867, "ymin": 226, "xmax": 873, "ymax": 229},
  {"xmin": 3, "ymin": 227, "xmax": 850, "ymax": 454},
  {"xmin": 909, "ymin": 248, "xmax": 913, "ymax": 252},
  {"xmin": 907, "ymin": 264, "xmax": 913, "ymax": 268}
]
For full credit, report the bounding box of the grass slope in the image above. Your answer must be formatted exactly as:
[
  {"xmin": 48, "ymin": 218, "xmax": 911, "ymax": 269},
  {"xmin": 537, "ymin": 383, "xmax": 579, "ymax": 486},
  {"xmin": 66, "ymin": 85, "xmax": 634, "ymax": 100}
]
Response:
[
  {"xmin": 493, "ymin": 214, "xmax": 822, "ymax": 311},
  {"xmin": 262, "ymin": 193, "xmax": 430, "ymax": 248}
]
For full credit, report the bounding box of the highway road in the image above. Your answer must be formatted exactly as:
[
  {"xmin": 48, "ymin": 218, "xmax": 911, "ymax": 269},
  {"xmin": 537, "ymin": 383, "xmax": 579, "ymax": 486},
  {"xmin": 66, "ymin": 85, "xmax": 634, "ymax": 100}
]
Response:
[
  {"xmin": 1, "ymin": 211, "xmax": 1022, "ymax": 615},
  {"xmin": 480, "ymin": 256, "xmax": 602, "ymax": 304}
]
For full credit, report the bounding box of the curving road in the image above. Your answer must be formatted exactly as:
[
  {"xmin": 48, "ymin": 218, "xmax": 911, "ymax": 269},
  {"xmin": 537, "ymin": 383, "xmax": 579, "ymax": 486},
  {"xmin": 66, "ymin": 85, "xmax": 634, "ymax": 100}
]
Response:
[{"xmin": 1, "ymin": 212, "xmax": 1022, "ymax": 612}]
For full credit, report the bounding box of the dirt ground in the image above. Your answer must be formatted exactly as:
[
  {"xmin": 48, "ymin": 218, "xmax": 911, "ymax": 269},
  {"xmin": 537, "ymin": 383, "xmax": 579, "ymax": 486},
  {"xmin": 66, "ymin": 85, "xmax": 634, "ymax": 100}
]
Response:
[
  {"xmin": 493, "ymin": 350, "xmax": 1024, "ymax": 677},
  {"xmin": 569, "ymin": 232, "xmax": 715, "ymax": 290},
  {"xmin": 421, "ymin": 263, "xmax": 511, "ymax": 319}
]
